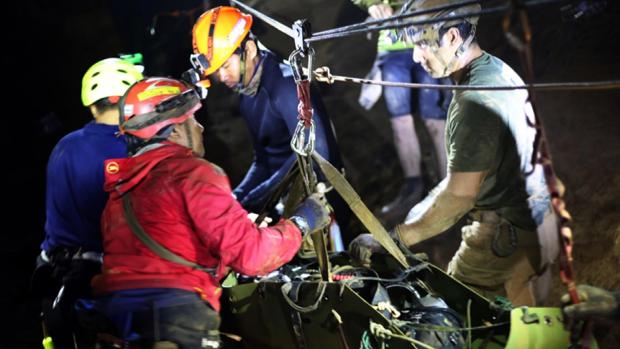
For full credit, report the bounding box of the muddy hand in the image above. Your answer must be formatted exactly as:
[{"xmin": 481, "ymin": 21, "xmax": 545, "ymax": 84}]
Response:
[
  {"xmin": 562, "ymin": 284, "xmax": 619, "ymax": 320},
  {"xmin": 348, "ymin": 233, "xmax": 385, "ymax": 267}
]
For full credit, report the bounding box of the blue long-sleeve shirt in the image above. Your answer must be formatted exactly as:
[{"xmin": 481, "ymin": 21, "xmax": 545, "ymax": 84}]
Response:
[
  {"xmin": 234, "ymin": 52, "xmax": 342, "ymax": 211},
  {"xmin": 41, "ymin": 121, "xmax": 126, "ymax": 253}
]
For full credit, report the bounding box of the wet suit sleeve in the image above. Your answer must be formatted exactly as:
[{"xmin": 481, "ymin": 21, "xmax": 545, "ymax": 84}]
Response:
[
  {"xmin": 233, "ymin": 146, "xmax": 271, "ymax": 206},
  {"xmin": 236, "ymin": 79, "xmax": 307, "ymax": 211},
  {"xmin": 183, "ymin": 162, "xmax": 302, "ymax": 276}
]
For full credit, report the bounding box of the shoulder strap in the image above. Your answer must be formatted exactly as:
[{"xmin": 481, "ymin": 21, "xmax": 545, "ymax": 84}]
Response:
[{"xmin": 122, "ymin": 194, "xmax": 216, "ymax": 275}]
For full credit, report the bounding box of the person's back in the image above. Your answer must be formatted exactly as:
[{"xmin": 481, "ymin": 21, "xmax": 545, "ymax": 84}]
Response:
[
  {"xmin": 42, "ymin": 122, "xmax": 125, "ymax": 252},
  {"xmin": 33, "ymin": 57, "xmax": 143, "ymax": 349},
  {"xmin": 93, "ymin": 143, "xmax": 303, "ymax": 308}
]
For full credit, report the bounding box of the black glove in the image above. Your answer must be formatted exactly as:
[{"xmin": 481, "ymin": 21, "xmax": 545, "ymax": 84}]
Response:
[
  {"xmin": 348, "ymin": 233, "xmax": 385, "ymax": 267},
  {"xmin": 562, "ymin": 284, "xmax": 620, "ymax": 321},
  {"xmin": 289, "ymin": 193, "xmax": 330, "ymax": 236},
  {"xmin": 348, "ymin": 228, "xmax": 424, "ymax": 267}
]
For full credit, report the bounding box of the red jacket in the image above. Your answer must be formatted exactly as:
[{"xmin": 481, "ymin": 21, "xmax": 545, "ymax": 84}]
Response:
[{"xmin": 92, "ymin": 143, "xmax": 302, "ymax": 311}]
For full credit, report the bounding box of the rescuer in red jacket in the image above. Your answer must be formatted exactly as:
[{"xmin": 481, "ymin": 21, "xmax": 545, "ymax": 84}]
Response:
[{"xmin": 92, "ymin": 77, "xmax": 330, "ymax": 348}]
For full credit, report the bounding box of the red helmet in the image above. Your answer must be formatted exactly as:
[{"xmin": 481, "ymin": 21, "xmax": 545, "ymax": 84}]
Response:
[{"xmin": 119, "ymin": 77, "xmax": 202, "ymax": 139}]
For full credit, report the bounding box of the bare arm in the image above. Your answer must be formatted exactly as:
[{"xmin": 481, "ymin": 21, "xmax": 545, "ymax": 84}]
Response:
[{"xmin": 395, "ymin": 171, "xmax": 486, "ymax": 246}]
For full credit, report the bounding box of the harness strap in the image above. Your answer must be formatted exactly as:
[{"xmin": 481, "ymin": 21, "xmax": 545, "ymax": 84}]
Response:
[
  {"xmin": 312, "ymin": 152, "xmax": 410, "ymax": 268},
  {"xmin": 122, "ymin": 194, "xmax": 216, "ymax": 276}
]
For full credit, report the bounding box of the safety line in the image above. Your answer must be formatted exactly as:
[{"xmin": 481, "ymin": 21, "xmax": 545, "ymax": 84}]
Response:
[
  {"xmin": 230, "ymin": 0, "xmax": 295, "ymax": 38},
  {"xmin": 307, "ymin": 0, "xmax": 565, "ymax": 43},
  {"xmin": 312, "ymin": 0, "xmax": 483, "ymax": 37},
  {"xmin": 392, "ymin": 319, "xmax": 510, "ymax": 332},
  {"xmin": 308, "ymin": 5, "xmax": 508, "ymax": 43},
  {"xmin": 312, "ymin": 67, "xmax": 620, "ymax": 91}
]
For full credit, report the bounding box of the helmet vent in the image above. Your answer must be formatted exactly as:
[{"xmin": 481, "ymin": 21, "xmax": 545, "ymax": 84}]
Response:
[
  {"xmin": 117, "ymin": 69, "xmax": 128, "ymax": 74},
  {"xmin": 91, "ymin": 83, "xmax": 98, "ymax": 91},
  {"xmin": 122, "ymin": 80, "xmax": 131, "ymax": 86},
  {"xmin": 91, "ymin": 72, "xmax": 100, "ymax": 77}
]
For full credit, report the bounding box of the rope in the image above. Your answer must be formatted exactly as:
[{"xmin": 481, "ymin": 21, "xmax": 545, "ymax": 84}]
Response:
[
  {"xmin": 309, "ymin": 5, "xmax": 508, "ymax": 43},
  {"xmin": 281, "ymin": 281, "xmax": 327, "ymax": 313},
  {"xmin": 230, "ymin": 0, "xmax": 295, "ymax": 38},
  {"xmin": 391, "ymin": 319, "xmax": 510, "ymax": 333},
  {"xmin": 308, "ymin": 0, "xmax": 565, "ymax": 43},
  {"xmin": 314, "ymin": 66, "xmax": 620, "ymax": 91},
  {"xmin": 312, "ymin": 0, "xmax": 483, "ymax": 37},
  {"xmin": 502, "ymin": 1, "xmax": 591, "ymax": 347},
  {"xmin": 370, "ymin": 322, "xmax": 436, "ymax": 349}
]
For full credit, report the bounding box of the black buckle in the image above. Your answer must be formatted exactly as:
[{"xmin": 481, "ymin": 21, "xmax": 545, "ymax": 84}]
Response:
[{"xmin": 190, "ymin": 53, "xmax": 210, "ymax": 73}]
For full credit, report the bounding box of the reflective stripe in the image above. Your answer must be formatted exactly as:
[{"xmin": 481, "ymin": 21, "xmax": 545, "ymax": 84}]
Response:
[
  {"xmin": 75, "ymin": 251, "xmax": 103, "ymax": 264},
  {"xmin": 41, "ymin": 249, "xmax": 103, "ymax": 264}
]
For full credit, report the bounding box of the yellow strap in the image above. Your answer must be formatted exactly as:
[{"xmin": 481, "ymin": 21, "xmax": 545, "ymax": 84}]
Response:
[{"xmin": 312, "ymin": 152, "xmax": 410, "ymax": 268}]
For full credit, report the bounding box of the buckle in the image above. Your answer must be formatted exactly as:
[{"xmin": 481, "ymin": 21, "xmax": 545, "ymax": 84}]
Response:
[{"xmin": 190, "ymin": 53, "xmax": 210, "ymax": 73}]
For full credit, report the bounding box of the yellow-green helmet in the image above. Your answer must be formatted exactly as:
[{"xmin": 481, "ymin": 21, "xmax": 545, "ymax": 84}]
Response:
[{"xmin": 81, "ymin": 58, "xmax": 144, "ymax": 106}]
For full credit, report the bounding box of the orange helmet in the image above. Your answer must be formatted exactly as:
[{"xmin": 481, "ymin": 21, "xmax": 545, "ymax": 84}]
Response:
[
  {"xmin": 119, "ymin": 77, "xmax": 202, "ymax": 139},
  {"xmin": 191, "ymin": 6, "xmax": 253, "ymax": 76}
]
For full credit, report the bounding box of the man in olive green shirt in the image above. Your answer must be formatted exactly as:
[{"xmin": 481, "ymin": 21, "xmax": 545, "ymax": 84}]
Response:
[{"xmin": 350, "ymin": 0, "xmax": 558, "ymax": 305}]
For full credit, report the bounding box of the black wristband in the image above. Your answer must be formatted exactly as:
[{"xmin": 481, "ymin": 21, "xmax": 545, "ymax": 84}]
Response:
[{"xmin": 289, "ymin": 216, "xmax": 310, "ymax": 236}]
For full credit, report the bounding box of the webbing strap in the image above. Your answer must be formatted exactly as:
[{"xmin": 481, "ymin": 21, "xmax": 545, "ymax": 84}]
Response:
[
  {"xmin": 122, "ymin": 194, "xmax": 216, "ymax": 275},
  {"xmin": 312, "ymin": 152, "xmax": 410, "ymax": 268}
]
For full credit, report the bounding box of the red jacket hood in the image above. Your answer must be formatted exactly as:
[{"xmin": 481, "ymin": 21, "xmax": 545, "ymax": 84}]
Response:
[{"xmin": 103, "ymin": 142, "xmax": 193, "ymax": 196}]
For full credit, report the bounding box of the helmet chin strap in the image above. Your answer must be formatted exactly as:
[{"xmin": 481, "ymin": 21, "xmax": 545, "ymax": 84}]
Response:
[
  {"xmin": 430, "ymin": 25, "xmax": 477, "ymax": 77},
  {"xmin": 431, "ymin": 47, "xmax": 456, "ymax": 78},
  {"xmin": 234, "ymin": 49, "xmax": 247, "ymax": 92}
]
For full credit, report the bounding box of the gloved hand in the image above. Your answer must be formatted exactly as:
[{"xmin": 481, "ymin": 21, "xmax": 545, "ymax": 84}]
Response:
[
  {"xmin": 562, "ymin": 284, "xmax": 620, "ymax": 321},
  {"xmin": 289, "ymin": 193, "xmax": 330, "ymax": 236},
  {"xmin": 348, "ymin": 233, "xmax": 385, "ymax": 267}
]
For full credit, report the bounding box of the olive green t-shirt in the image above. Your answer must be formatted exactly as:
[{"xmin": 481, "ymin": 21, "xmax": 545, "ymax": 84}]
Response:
[{"xmin": 446, "ymin": 52, "xmax": 550, "ymax": 231}]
